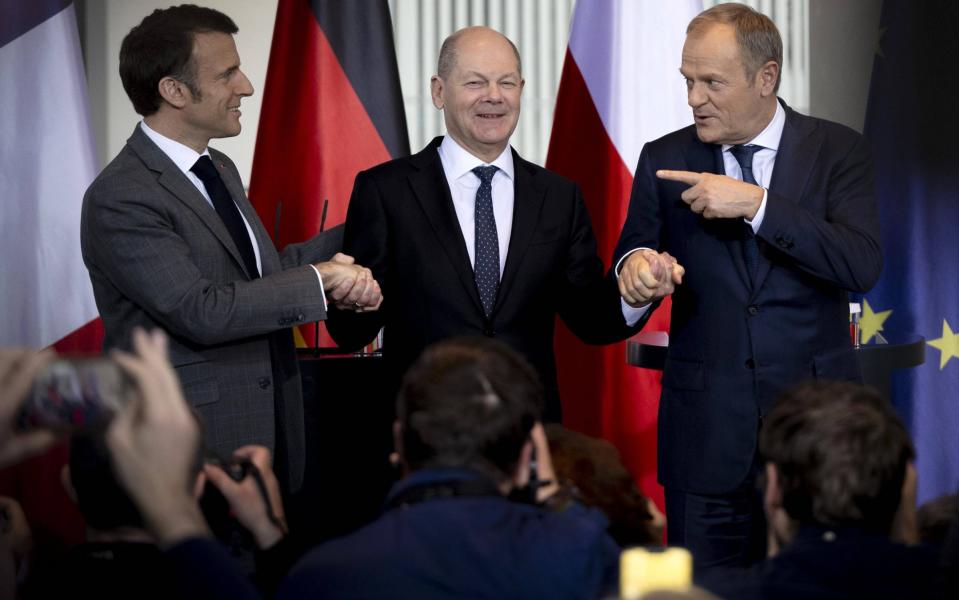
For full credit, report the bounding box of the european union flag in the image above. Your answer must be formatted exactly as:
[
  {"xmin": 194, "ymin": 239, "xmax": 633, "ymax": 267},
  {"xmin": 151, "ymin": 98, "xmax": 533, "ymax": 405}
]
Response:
[{"xmin": 863, "ymin": 0, "xmax": 959, "ymax": 502}]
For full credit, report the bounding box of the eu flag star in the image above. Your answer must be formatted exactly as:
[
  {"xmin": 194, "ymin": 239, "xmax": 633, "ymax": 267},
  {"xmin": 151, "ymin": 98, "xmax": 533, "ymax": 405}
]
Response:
[
  {"xmin": 860, "ymin": 299, "xmax": 892, "ymax": 344},
  {"xmin": 928, "ymin": 320, "xmax": 959, "ymax": 369}
]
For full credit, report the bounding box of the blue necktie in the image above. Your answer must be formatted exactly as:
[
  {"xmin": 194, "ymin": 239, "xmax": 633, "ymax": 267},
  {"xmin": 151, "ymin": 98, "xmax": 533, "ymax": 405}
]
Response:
[
  {"xmin": 472, "ymin": 166, "xmax": 500, "ymax": 317},
  {"xmin": 729, "ymin": 144, "xmax": 761, "ymax": 281},
  {"xmin": 191, "ymin": 156, "xmax": 259, "ymax": 278}
]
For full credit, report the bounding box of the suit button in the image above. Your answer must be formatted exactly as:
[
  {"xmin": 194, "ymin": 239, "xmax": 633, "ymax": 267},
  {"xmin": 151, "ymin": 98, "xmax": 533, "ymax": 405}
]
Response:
[
  {"xmin": 745, "ymin": 358, "xmax": 755, "ymax": 369},
  {"xmin": 296, "ymin": 313, "xmax": 305, "ymax": 322},
  {"xmin": 776, "ymin": 236, "xmax": 794, "ymax": 250},
  {"xmin": 258, "ymin": 377, "xmax": 271, "ymax": 389},
  {"xmin": 747, "ymin": 305, "xmax": 759, "ymax": 316},
  {"xmin": 483, "ymin": 327, "xmax": 494, "ymax": 337}
]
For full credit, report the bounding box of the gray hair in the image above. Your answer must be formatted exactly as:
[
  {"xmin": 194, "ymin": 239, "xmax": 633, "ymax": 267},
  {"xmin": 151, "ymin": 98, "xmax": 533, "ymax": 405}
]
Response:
[{"xmin": 687, "ymin": 2, "xmax": 783, "ymax": 92}]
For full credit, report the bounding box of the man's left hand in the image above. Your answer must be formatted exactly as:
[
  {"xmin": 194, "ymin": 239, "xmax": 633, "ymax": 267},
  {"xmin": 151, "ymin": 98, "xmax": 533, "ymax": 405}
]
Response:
[{"xmin": 657, "ymin": 170, "xmax": 763, "ymax": 220}]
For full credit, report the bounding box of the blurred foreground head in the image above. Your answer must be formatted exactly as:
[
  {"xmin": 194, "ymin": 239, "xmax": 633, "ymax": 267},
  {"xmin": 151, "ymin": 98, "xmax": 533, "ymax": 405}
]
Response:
[
  {"xmin": 761, "ymin": 380, "xmax": 914, "ymax": 536},
  {"xmin": 396, "ymin": 337, "xmax": 541, "ymax": 482}
]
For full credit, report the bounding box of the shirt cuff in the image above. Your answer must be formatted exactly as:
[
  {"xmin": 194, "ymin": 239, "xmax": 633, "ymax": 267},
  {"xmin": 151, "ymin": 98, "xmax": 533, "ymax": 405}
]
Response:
[
  {"xmin": 745, "ymin": 188, "xmax": 768, "ymax": 233},
  {"xmin": 614, "ymin": 247, "xmax": 652, "ymax": 277},
  {"xmin": 621, "ymin": 298, "xmax": 651, "ymax": 327},
  {"xmin": 309, "ymin": 264, "xmax": 328, "ymax": 311}
]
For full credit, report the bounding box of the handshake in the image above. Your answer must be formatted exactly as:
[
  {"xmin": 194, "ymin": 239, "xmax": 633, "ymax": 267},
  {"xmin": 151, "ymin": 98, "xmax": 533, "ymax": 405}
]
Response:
[
  {"xmin": 618, "ymin": 249, "xmax": 685, "ymax": 308},
  {"xmin": 313, "ymin": 253, "xmax": 383, "ymax": 313}
]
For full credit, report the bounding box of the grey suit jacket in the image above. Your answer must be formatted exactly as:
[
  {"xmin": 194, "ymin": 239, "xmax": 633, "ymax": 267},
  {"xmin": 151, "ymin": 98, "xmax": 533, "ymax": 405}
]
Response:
[{"xmin": 81, "ymin": 125, "xmax": 342, "ymax": 490}]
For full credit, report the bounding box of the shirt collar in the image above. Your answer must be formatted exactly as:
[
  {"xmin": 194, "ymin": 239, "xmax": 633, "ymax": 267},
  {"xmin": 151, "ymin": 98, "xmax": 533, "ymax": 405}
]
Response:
[
  {"xmin": 139, "ymin": 121, "xmax": 210, "ymax": 176},
  {"xmin": 722, "ymin": 99, "xmax": 786, "ymax": 152},
  {"xmin": 439, "ymin": 135, "xmax": 515, "ymax": 182}
]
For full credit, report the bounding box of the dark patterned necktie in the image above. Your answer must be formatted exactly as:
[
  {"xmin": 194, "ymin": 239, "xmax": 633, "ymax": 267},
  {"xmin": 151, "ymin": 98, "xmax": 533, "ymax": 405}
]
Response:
[
  {"xmin": 472, "ymin": 165, "xmax": 500, "ymax": 317},
  {"xmin": 729, "ymin": 144, "xmax": 761, "ymax": 281},
  {"xmin": 191, "ymin": 155, "xmax": 259, "ymax": 278}
]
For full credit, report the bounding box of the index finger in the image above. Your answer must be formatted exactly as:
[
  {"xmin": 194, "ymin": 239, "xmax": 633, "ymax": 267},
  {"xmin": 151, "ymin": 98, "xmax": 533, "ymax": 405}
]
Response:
[{"xmin": 656, "ymin": 170, "xmax": 702, "ymax": 186}]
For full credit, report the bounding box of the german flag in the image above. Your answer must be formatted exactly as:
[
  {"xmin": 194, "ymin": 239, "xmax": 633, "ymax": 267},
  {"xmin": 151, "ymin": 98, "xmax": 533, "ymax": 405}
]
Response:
[
  {"xmin": 249, "ymin": 0, "xmax": 410, "ymax": 347},
  {"xmin": 249, "ymin": 0, "xmax": 409, "ymax": 347}
]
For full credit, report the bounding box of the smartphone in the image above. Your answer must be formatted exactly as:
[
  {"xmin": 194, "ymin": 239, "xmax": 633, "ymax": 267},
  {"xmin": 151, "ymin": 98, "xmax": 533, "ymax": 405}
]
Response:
[
  {"xmin": 620, "ymin": 546, "xmax": 693, "ymax": 598},
  {"xmin": 17, "ymin": 358, "xmax": 133, "ymax": 431}
]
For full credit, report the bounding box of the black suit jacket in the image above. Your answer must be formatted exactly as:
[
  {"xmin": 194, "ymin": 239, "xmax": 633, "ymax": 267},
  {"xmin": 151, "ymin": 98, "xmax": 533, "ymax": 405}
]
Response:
[
  {"xmin": 614, "ymin": 102, "xmax": 882, "ymax": 494},
  {"xmin": 328, "ymin": 137, "xmax": 639, "ymax": 420}
]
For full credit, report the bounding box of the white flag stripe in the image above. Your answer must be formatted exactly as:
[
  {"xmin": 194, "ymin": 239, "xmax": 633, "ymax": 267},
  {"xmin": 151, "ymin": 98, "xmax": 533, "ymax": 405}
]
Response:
[
  {"xmin": 0, "ymin": 3, "xmax": 99, "ymax": 347},
  {"xmin": 568, "ymin": 0, "xmax": 699, "ymax": 176}
]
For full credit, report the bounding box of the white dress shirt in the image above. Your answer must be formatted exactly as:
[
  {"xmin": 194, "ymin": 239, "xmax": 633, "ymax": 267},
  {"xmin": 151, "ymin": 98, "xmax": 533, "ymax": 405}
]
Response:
[
  {"xmin": 722, "ymin": 99, "xmax": 786, "ymax": 233},
  {"xmin": 140, "ymin": 121, "xmax": 327, "ymax": 298},
  {"xmin": 619, "ymin": 101, "xmax": 787, "ymax": 326},
  {"xmin": 140, "ymin": 121, "xmax": 263, "ymax": 275},
  {"xmin": 437, "ymin": 135, "xmax": 514, "ymax": 276}
]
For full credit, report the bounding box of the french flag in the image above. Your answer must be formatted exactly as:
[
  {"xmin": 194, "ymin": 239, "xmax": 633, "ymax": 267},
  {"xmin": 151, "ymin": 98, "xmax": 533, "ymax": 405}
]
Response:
[
  {"xmin": 0, "ymin": 0, "xmax": 103, "ymax": 353},
  {"xmin": 0, "ymin": 0, "xmax": 99, "ymax": 549},
  {"xmin": 547, "ymin": 0, "xmax": 700, "ymax": 511}
]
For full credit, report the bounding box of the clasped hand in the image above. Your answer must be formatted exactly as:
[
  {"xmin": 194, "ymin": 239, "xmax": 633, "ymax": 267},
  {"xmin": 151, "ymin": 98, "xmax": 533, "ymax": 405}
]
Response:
[
  {"xmin": 618, "ymin": 249, "xmax": 685, "ymax": 307},
  {"xmin": 314, "ymin": 253, "xmax": 383, "ymax": 312}
]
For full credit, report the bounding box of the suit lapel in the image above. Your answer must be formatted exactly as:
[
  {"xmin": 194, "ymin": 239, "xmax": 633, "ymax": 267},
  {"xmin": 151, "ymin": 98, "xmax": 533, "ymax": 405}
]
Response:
[
  {"xmin": 685, "ymin": 138, "xmax": 752, "ymax": 288},
  {"xmin": 752, "ymin": 105, "xmax": 821, "ymax": 292},
  {"xmin": 408, "ymin": 139, "xmax": 485, "ymax": 315},
  {"xmin": 128, "ymin": 127, "xmax": 254, "ymax": 279},
  {"xmin": 497, "ymin": 152, "xmax": 544, "ymax": 312}
]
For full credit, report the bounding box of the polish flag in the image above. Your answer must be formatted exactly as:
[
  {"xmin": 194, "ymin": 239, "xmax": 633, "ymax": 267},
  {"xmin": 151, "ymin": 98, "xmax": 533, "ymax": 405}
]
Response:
[
  {"xmin": 0, "ymin": 0, "xmax": 102, "ymax": 353},
  {"xmin": 547, "ymin": 0, "xmax": 700, "ymax": 510}
]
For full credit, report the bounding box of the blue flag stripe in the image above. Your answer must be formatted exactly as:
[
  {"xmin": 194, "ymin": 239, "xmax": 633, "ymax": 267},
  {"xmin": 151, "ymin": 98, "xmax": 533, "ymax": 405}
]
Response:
[{"xmin": 0, "ymin": 0, "xmax": 71, "ymax": 49}]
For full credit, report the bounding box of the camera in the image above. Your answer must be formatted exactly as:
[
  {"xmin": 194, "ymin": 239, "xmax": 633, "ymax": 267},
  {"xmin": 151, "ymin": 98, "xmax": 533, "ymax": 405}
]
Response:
[{"xmin": 17, "ymin": 358, "xmax": 133, "ymax": 431}]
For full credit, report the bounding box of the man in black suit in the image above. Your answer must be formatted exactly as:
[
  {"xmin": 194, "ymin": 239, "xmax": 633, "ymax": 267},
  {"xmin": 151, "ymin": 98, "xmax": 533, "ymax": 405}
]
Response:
[
  {"xmin": 328, "ymin": 26, "xmax": 674, "ymax": 421},
  {"xmin": 700, "ymin": 381, "xmax": 937, "ymax": 599},
  {"xmin": 614, "ymin": 3, "xmax": 882, "ymax": 568}
]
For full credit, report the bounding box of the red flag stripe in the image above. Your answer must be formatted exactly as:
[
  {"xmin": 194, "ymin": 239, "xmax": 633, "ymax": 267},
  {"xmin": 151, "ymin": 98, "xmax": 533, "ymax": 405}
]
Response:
[
  {"xmin": 49, "ymin": 317, "xmax": 104, "ymax": 353},
  {"xmin": 249, "ymin": 0, "xmax": 393, "ymax": 248},
  {"xmin": 547, "ymin": 50, "xmax": 671, "ymax": 512}
]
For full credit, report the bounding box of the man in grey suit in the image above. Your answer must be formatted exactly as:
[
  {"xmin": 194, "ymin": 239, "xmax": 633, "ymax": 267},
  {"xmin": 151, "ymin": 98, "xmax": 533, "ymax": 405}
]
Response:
[{"xmin": 80, "ymin": 5, "xmax": 381, "ymax": 491}]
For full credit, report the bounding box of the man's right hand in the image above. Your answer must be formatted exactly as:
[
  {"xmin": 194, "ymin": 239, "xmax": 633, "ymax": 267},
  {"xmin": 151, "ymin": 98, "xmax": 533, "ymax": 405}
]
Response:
[
  {"xmin": 203, "ymin": 445, "xmax": 287, "ymax": 550},
  {"xmin": 107, "ymin": 328, "xmax": 209, "ymax": 548},
  {"xmin": 313, "ymin": 253, "xmax": 383, "ymax": 312},
  {"xmin": 618, "ymin": 249, "xmax": 685, "ymax": 307}
]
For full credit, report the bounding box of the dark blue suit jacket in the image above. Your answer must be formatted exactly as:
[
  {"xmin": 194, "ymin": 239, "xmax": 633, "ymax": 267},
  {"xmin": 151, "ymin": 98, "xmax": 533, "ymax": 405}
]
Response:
[
  {"xmin": 614, "ymin": 101, "xmax": 882, "ymax": 494},
  {"xmin": 698, "ymin": 526, "xmax": 938, "ymax": 599},
  {"xmin": 277, "ymin": 468, "xmax": 620, "ymax": 599}
]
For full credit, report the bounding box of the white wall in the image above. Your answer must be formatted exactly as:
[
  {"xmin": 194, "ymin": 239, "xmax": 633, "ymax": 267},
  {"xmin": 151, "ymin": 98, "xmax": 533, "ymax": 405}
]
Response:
[
  {"xmin": 808, "ymin": 0, "xmax": 883, "ymax": 132},
  {"xmin": 80, "ymin": 0, "xmax": 278, "ymax": 186},
  {"xmin": 78, "ymin": 0, "xmax": 881, "ymax": 184}
]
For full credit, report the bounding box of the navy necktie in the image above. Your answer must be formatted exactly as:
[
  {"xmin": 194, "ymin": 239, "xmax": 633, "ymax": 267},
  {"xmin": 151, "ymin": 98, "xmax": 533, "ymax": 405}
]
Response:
[
  {"xmin": 729, "ymin": 144, "xmax": 761, "ymax": 281},
  {"xmin": 472, "ymin": 165, "xmax": 500, "ymax": 317},
  {"xmin": 191, "ymin": 156, "xmax": 259, "ymax": 279}
]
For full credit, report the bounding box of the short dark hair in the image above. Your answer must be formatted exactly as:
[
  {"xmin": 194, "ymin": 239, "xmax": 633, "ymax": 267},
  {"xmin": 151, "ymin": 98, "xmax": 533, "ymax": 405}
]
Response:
[
  {"xmin": 119, "ymin": 4, "xmax": 238, "ymax": 116},
  {"xmin": 761, "ymin": 381, "xmax": 915, "ymax": 534},
  {"xmin": 687, "ymin": 2, "xmax": 783, "ymax": 92},
  {"xmin": 397, "ymin": 337, "xmax": 541, "ymax": 481}
]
